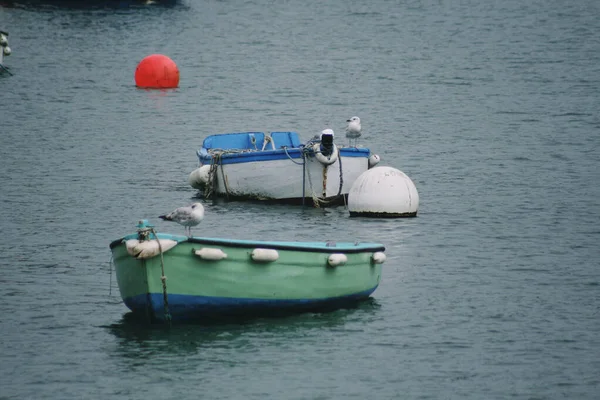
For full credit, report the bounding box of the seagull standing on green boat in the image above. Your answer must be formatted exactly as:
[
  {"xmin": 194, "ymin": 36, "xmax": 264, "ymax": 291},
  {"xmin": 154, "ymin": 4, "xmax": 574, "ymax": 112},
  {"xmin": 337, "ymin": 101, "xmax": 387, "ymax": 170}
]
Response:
[{"xmin": 159, "ymin": 202, "xmax": 205, "ymax": 236}]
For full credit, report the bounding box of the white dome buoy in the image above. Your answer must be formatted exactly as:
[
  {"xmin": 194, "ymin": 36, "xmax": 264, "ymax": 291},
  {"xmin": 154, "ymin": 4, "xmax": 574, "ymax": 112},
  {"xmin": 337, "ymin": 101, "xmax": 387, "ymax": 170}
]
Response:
[
  {"xmin": 348, "ymin": 166, "xmax": 419, "ymax": 217},
  {"xmin": 188, "ymin": 165, "xmax": 211, "ymax": 189}
]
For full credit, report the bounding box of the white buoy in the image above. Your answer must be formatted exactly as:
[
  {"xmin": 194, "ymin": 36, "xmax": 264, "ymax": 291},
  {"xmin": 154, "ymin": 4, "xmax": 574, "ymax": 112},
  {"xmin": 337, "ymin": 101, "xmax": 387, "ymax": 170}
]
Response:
[
  {"xmin": 251, "ymin": 248, "xmax": 279, "ymax": 262},
  {"xmin": 0, "ymin": 31, "xmax": 9, "ymax": 66},
  {"xmin": 327, "ymin": 253, "xmax": 347, "ymax": 267},
  {"xmin": 372, "ymin": 252, "xmax": 387, "ymax": 264},
  {"xmin": 188, "ymin": 165, "xmax": 211, "ymax": 189},
  {"xmin": 348, "ymin": 166, "xmax": 419, "ymax": 217},
  {"xmin": 368, "ymin": 154, "xmax": 381, "ymax": 168},
  {"xmin": 125, "ymin": 239, "xmax": 178, "ymax": 259},
  {"xmin": 194, "ymin": 248, "xmax": 228, "ymax": 261}
]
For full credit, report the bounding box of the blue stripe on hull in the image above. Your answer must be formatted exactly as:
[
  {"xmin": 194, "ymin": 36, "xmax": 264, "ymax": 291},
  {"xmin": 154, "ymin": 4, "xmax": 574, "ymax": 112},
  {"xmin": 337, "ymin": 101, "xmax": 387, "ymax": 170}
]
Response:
[
  {"xmin": 123, "ymin": 286, "xmax": 378, "ymax": 322},
  {"xmin": 198, "ymin": 148, "xmax": 369, "ymax": 165}
]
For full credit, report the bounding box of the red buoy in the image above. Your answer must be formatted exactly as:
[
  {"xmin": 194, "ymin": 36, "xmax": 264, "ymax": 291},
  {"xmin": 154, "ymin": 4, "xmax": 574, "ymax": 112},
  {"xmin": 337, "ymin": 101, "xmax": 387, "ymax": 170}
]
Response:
[{"xmin": 135, "ymin": 54, "xmax": 179, "ymax": 89}]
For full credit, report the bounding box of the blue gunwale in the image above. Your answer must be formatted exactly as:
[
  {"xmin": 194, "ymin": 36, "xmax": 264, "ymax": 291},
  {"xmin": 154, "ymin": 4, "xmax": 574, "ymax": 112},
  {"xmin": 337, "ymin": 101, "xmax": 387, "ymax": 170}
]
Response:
[
  {"xmin": 110, "ymin": 233, "xmax": 385, "ymax": 254},
  {"xmin": 198, "ymin": 147, "xmax": 370, "ymax": 165}
]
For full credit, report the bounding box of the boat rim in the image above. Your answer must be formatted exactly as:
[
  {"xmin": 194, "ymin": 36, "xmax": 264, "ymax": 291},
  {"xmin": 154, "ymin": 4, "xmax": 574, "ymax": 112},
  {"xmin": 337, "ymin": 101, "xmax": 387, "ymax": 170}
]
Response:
[{"xmin": 110, "ymin": 233, "xmax": 385, "ymax": 253}]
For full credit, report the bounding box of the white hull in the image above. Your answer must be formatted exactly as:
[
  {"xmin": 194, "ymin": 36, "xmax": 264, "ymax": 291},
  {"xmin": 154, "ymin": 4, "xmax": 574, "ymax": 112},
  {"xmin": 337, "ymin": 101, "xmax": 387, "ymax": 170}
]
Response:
[{"xmin": 203, "ymin": 155, "xmax": 368, "ymax": 202}]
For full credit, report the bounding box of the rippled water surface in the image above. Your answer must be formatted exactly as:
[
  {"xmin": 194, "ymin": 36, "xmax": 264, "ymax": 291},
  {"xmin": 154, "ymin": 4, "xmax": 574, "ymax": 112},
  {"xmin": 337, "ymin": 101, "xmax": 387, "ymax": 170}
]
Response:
[{"xmin": 1, "ymin": 1, "xmax": 599, "ymax": 399}]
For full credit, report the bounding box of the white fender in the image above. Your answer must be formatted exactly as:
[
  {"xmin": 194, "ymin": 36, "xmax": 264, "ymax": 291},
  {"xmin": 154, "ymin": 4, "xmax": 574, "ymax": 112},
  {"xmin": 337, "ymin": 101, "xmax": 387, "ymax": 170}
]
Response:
[
  {"xmin": 372, "ymin": 251, "xmax": 386, "ymax": 264},
  {"xmin": 125, "ymin": 239, "xmax": 178, "ymax": 259},
  {"xmin": 368, "ymin": 154, "xmax": 381, "ymax": 168},
  {"xmin": 251, "ymin": 248, "xmax": 279, "ymax": 262},
  {"xmin": 312, "ymin": 143, "xmax": 338, "ymax": 166},
  {"xmin": 194, "ymin": 248, "xmax": 228, "ymax": 261},
  {"xmin": 327, "ymin": 253, "xmax": 347, "ymax": 267},
  {"xmin": 188, "ymin": 165, "xmax": 211, "ymax": 189}
]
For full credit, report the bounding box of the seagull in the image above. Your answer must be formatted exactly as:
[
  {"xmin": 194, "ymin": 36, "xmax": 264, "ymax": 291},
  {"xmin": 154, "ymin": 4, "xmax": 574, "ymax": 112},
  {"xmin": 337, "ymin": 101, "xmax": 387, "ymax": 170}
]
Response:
[
  {"xmin": 159, "ymin": 202, "xmax": 205, "ymax": 237},
  {"xmin": 345, "ymin": 116, "xmax": 361, "ymax": 147}
]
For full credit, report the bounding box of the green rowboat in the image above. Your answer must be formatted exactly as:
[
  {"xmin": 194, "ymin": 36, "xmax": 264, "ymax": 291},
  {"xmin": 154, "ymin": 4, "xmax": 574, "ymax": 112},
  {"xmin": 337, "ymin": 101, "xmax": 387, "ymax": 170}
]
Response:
[{"xmin": 110, "ymin": 220, "xmax": 386, "ymax": 322}]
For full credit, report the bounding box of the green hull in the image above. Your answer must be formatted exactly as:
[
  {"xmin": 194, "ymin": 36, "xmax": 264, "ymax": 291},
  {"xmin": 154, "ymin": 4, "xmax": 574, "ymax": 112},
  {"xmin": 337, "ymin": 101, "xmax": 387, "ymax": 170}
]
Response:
[{"xmin": 110, "ymin": 230, "xmax": 385, "ymax": 321}]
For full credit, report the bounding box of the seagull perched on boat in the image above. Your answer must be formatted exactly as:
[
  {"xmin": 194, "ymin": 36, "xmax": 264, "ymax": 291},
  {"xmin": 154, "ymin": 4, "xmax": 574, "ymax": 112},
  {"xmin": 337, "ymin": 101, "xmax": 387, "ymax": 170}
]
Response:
[
  {"xmin": 159, "ymin": 202, "xmax": 205, "ymax": 237},
  {"xmin": 345, "ymin": 116, "xmax": 361, "ymax": 147}
]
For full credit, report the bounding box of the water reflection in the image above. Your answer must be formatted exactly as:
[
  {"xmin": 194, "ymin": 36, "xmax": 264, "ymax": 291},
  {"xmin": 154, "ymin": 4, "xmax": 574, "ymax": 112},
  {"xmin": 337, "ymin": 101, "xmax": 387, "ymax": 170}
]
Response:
[
  {"xmin": 191, "ymin": 196, "xmax": 410, "ymax": 245},
  {"xmin": 105, "ymin": 298, "xmax": 381, "ymax": 362}
]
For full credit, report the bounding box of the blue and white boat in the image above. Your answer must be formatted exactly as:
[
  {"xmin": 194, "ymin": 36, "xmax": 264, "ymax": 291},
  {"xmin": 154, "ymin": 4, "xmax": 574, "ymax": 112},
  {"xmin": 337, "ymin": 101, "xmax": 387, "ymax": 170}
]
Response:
[{"xmin": 188, "ymin": 130, "xmax": 380, "ymax": 206}]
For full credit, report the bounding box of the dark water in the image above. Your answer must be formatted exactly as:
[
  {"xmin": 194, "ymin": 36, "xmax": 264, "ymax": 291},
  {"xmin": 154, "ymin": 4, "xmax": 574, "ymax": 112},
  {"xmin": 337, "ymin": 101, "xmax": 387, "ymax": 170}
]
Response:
[{"xmin": 1, "ymin": 1, "xmax": 599, "ymax": 398}]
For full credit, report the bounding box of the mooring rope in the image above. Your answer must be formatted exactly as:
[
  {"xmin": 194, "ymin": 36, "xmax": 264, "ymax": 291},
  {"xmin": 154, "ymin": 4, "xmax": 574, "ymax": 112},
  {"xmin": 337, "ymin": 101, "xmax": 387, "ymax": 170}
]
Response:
[
  {"xmin": 0, "ymin": 64, "xmax": 13, "ymax": 76},
  {"xmin": 302, "ymin": 146, "xmax": 344, "ymax": 207},
  {"xmin": 149, "ymin": 227, "xmax": 172, "ymax": 325},
  {"xmin": 219, "ymin": 160, "xmax": 230, "ymax": 200},
  {"xmin": 302, "ymin": 156, "xmax": 321, "ymax": 207},
  {"xmin": 201, "ymin": 144, "xmax": 344, "ymax": 207},
  {"xmin": 204, "ymin": 152, "xmax": 222, "ymax": 200},
  {"xmin": 203, "ymin": 149, "xmax": 257, "ymax": 200},
  {"xmin": 283, "ymin": 146, "xmax": 304, "ymax": 165},
  {"xmin": 335, "ymin": 147, "xmax": 344, "ymax": 197},
  {"xmin": 108, "ymin": 256, "xmax": 113, "ymax": 296}
]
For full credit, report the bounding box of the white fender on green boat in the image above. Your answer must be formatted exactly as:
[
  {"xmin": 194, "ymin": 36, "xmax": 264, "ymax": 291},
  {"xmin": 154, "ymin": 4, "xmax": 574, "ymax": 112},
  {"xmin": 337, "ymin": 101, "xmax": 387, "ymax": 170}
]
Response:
[
  {"xmin": 251, "ymin": 248, "xmax": 279, "ymax": 262},
  {"xmin": 194, "ymin": 248, "xmax": 228, "ymax": 261},
  {"xmin": 372, "ymin": 251, "xmax": 386, "ymax": 264},
  {"xmin": 327, "ymin": 253, "xmax": 347, "ymax": 267},
  {"xmin": 125, "ymin": 239, "xmax": 178, "ymax": 259}
]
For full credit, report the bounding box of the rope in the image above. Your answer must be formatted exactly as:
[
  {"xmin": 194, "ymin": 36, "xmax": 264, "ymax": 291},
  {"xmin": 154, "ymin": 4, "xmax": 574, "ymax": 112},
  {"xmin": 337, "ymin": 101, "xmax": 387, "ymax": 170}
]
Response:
[
  {"xmin": 220, "ymin": 160, "xmax": 230, "ymax": 200},
  {"xmin": 261, "ymin": 137, "xmax": 269, "ymax": 151},
  {"xmin": 302, "ymin": 152, "xmax": 306, "ymax": 206},
  {"xmin": 108, "ymin": 256, "xmax": 113, "ymax": 296},
  {"xmin": 320, "ymin": 147, "xmax": 344, "ymax": 206},
  {"xmin": 283, "ymin": 146, "xmax": 304, "ymax": 165},
  {"xmin": 201, "ymin": 143, "xmax": 344, "ymax": 207},
  {"xmin": 149, "ymin": 227, "xmax": 172, "ymax": 325},
  {"xmin": 302, "ymin": 146, "xmax": 344, "ymax": 207},
  {"xmin": 0, "ymin": 64, "xmax": 12, "ymax": 76},
  {"xmin": 203, "ymin": 153, "xmax": 221, "ymax": 200},
  {"xmin": 203, "ymin": 149, "xmax": 259, "ymax": 200},
  {"xmin": 336, "ymin": 147, "xmax": 344, "ymax": 195},
  {"xmin": 261, "ymin": 135, "xmax": 276, "ymax": 151},
  {"xmin": 303, "ymin": 156, "xmax": 321, "ymax": 207},
  {"xmin": 207, "ymin": 148, "xmax": 256, "ymax": 155}
]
